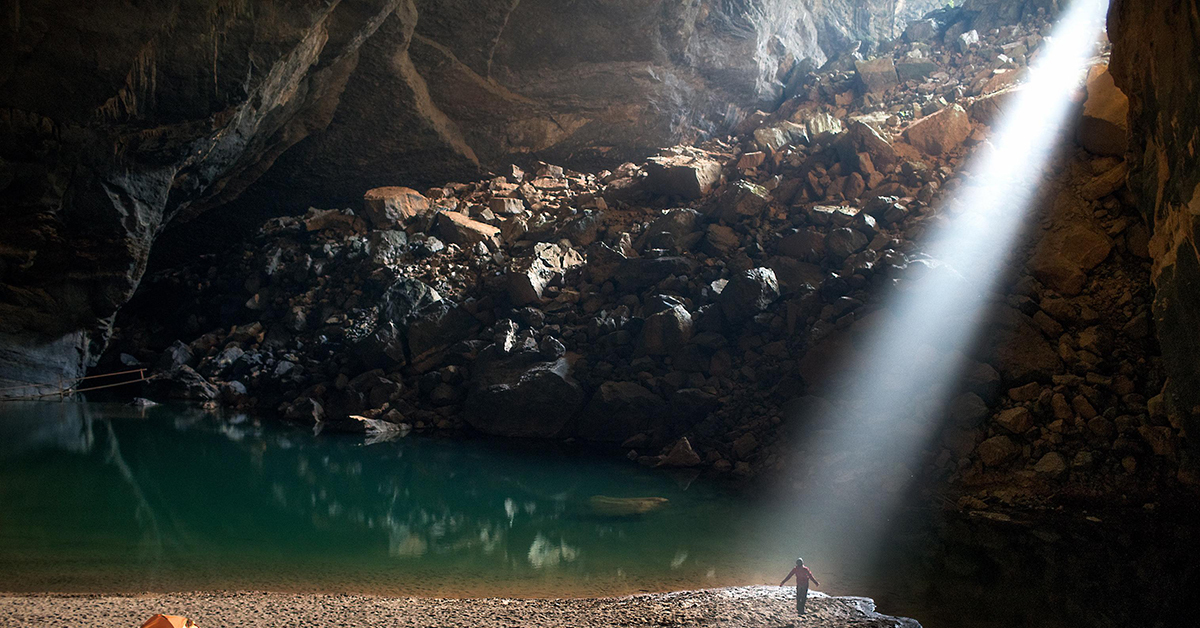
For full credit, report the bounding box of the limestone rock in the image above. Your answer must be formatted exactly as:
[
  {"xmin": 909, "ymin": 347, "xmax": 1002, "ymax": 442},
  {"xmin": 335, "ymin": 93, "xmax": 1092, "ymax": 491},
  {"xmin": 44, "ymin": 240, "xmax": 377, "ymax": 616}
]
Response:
[
  {"xmin": 995, "ymin": 407, "xmax": 1033, "ymax": 434},
  {"xmin": 645, "ymin": 151, "xmax": 722, "ymax": 199},
  {"xmin": 658, "ymin": 437, "xmax": 702, "ymax": 467},
  {"xmin": 1077, "ymin": 65, "xmax": 1129, "ymax": 157},
  {"xmin": 904, "ymin": 104, "xmax": 971, "ymax": 156},
  {"xmin": 985, "ymin": 308, "xmax": 1062, "ymax": 384},
  {"xmin": 1034, "ymin": 452, "xmax": 1068, "ymax": 476},
  {"xmin": 856, "ymin": 57, "xmax": 899, "ymax": 94},
  {"xmin": 363, "ymin": 187, "xmax": 430, "ymax": 227},
  {"xmin": 508, "ymin": 243, "xmax": 585, "ymax": 305},
  {"xmin": 640, "ymin": 305, "xmax": 694, "ymax": 356},
  {"xmin": 434, "ymin": 211, "xmax": 501, "ymax": 247},
  {"xmin": 1080, "ymin": 163, "xmax": 1127, "ymax": 200},
  {"xmin": 465, "ymin": 348, "xmax": 584, "ymax": 438},
  {"xmin": 719, "ymin": 268, "xmax": 780, "ymax": 321},
  {"xmin": 977, "ymin": 435, "xmax": 1018, "ymax": 467},
  {"xmin": 577, "ymin": 381, "xmax": 668, "ymax": 443},
  {"xmin": 711, "ymin": 181, "xmax": 771, "ymax": 223}
]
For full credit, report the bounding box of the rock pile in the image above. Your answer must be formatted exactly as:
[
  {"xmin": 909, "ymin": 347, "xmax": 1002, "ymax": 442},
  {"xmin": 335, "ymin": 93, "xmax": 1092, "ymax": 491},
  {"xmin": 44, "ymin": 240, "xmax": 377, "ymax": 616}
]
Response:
[{"xmin": 109, "ymin": 7, "xmax": 1183, "ymax": 497}]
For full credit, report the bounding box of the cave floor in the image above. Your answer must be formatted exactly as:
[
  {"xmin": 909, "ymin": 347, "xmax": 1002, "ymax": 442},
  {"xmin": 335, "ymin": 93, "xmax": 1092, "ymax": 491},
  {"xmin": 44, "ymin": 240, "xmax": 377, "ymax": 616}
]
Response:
[{"xmin": 0, "ymin": 588, "xmax": 912, "ymax": 628}]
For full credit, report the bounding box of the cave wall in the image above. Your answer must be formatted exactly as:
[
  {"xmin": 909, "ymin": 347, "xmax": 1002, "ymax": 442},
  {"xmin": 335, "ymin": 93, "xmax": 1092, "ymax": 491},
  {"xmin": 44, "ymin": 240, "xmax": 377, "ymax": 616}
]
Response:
[
  {"xmin": 1, "ymin": 0, "xmax": 906, "ymax": 389},
  {"xmin": 1108, "ymin": 0, "xmax": 1200, "ymax": 438},
  {"xmin": 0, "ymin": 0, "xmax": 402, "ymax": 392}
]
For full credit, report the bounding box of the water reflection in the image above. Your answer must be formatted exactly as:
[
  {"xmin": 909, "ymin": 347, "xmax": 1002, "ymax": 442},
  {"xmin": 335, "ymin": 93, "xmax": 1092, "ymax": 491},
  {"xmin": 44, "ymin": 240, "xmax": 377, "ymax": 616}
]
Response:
[{"xmin": 0, "ymin": 402, "xmax": 765, "ymax": 596}]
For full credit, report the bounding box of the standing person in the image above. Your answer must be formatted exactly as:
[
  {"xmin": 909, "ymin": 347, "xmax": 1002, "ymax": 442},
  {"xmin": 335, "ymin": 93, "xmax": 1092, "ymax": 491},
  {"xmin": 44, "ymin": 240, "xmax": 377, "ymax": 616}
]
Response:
[{"xmin": 780, "ymin": 557, "xmax": 821, "ymax": 615}]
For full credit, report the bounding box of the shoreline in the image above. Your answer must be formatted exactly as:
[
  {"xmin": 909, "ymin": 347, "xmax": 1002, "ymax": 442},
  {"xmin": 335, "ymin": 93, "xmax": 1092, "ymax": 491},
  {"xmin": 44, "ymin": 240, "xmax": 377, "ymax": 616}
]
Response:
[{"xmin": 1, "ymin": 587, "xmax": 919, "ymax": 627}]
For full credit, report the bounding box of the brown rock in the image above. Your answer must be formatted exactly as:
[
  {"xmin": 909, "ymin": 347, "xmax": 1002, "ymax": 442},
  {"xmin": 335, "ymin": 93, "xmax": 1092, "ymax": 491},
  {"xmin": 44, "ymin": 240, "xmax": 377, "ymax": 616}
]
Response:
[
  {"xmin": 856, "ymin": 57, "xmax": 899, "ymax": 94},
  {"xmin": 996, "ymin": 406, "xmax": 1034, "ymax": 434},
  {"xmin": 659, "ymin": 437, "xmax": 702, "ymax": 467},
  {"xmin": 778, "ymin": 229, "xmax": 826, "ymax": 262},
  {"xmin": 508, "ymin": 243, "xmax": 584, "ymax": 305},
  {"xmin": 645, "ymin": 151, "xmax": 722, "ymax": 199},
  {"xmin": 977, "ymin": 435, "xmax": 1019, "ymax": 467},
  {"xmin": 904, "ymin": 105, "xmax": 971, "ymax": 156},
  {"xmin": 434, "ymin": 211, "xmax": 500, "ymax": 247},
  {"xmin": 363, "ymin": 187, "xmax": 429, "ymax": 227},
  {"xmin": 1077, "ymin": 65, "xmax": 1129, "ymax": 157},
  {"xmin": 1080, "ymin": 163, "xmax": 1127, "ymax": 200}
]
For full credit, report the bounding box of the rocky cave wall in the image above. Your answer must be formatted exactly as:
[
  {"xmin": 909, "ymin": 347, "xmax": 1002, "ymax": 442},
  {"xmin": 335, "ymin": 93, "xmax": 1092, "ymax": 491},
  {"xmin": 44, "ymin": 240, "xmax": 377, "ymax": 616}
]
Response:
[
  {"xmin": 0, "ymin": 0, "xmax": 907, "ymax": 391},
  {"xmin": 1108, "ymin": 0, "xmax": 1200, "ymax": 439}
]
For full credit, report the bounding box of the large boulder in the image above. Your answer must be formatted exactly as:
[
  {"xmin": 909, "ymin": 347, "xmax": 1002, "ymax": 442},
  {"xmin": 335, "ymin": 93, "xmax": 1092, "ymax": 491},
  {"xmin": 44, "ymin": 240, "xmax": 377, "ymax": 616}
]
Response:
[
  {"xmin": 508, "ymin": 243, "xmax": 585, "ymax": 305},
  {"xmin": 855, "ymin": 57, "xmax": 899, "ymax": 94},
  {"xmin": 644, "ymin": 152, "xmax": 722, "ymax": 199},
  {"xmin": 434, "ymin": 211, "xmax": 501, "ymax": 247},
  {"xmin": 577, "ymin": 381, "xmax": 668, "ymax": 443},
  {"xmin": 406, "ymin": 302, "xmax": 481, "ymax": 365},
  {"xmin": 465, "ymin": 348, "xmax": 584, "ymax": 438},
  {"xmin": 982, "ymin": 308, "xmax": 1062, "ymax": 384},
  {"xmin": 363, "ymin": 187, "xmax": 430, "ymax": 227},
  {"xmin": 1077, "ymin": 64, "xmax": 1129, "ymax": 157},
  {"xmin": 719, "ymin": 268, "xmax": 780, "ymax": 321},
  {"xmin": 640, "ymin": 305, "xmax": 694, "ymax": 355},
  {"xmin": 904, "ymin": 104, "xmax": 972, "ymax": 156}
]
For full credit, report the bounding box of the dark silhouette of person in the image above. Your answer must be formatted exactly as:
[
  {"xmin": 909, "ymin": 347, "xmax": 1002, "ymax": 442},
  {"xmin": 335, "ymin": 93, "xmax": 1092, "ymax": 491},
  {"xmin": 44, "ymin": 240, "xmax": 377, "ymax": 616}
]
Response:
[{"xmin": 780, "ymin": 557, "xmax": 820, "ymax": 615}]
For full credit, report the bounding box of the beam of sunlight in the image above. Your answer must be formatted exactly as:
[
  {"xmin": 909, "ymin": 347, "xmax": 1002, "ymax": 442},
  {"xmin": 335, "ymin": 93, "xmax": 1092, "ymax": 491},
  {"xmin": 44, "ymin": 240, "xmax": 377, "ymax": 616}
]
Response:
[{"xmin": 778, "ymin": 0, "xmax": 1112, "ymax": 582}]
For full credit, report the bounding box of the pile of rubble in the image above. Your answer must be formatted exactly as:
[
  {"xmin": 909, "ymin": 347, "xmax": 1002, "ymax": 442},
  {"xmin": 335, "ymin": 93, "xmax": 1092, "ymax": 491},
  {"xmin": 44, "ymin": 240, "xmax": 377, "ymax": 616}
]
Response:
[{"xmin": 110, "ymin": 7, "xmax": 1185, "ymax": 498}]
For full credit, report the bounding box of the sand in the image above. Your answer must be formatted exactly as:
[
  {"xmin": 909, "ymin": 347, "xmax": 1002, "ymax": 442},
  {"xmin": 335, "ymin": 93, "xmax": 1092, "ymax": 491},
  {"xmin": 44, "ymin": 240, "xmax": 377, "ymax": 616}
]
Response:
[{"xmin": 0, "ymin": 587, "xmax": 919, "ymax": 627}]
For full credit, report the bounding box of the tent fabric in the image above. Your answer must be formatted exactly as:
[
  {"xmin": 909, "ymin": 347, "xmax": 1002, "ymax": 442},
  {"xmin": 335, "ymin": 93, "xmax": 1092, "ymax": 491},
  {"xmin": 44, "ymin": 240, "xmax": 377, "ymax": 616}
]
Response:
[{"xmin": 140, "ymin": 615, "xmax": 197, "ymax": 628}]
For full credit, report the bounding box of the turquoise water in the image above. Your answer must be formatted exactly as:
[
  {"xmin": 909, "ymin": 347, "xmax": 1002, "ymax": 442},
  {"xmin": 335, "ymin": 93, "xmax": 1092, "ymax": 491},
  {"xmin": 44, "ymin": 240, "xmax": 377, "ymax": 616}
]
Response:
[
  {"xmin": 3, "ymin": 402, "xmax": 1194, "ymax": 628},
  {"xmin": 0, "ymin": 402, "xmax": 798, "ymax": 597}
]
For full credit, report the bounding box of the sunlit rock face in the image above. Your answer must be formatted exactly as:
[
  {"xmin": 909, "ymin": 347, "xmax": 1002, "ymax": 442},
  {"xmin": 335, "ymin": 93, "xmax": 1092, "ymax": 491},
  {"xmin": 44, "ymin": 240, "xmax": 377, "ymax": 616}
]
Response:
[
  {"xmin": 0, "ymin": 0, "xmax": 899, "ymax": 386},
  {"xmin": 1109, "ymin": 0, "xmax": 1200, "ymax": 440}
]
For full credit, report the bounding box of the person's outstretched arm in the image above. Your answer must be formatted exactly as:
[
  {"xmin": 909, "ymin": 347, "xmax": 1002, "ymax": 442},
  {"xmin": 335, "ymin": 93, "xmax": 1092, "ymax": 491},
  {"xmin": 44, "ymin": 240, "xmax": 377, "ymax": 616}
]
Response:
[
  {"xmin": 808, "ymin": 572, "xmax": 820, "ymax": 588},
  {"xmin": 780, "ymin": 568, "xmax": 796, "ymax": 587}
]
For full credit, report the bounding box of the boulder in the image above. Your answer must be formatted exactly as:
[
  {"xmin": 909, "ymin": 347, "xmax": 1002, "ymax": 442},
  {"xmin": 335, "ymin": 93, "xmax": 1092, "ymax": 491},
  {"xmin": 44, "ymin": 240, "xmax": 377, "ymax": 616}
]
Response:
[
  {"xmin": 702, "ymin": 224, "xmax": 742, "ymax": 255},
  {"xmin": 638, "ymin": 209, "xmax": 702, "ymax": 252},
  {"xmin": 710, "ymin": 181, "xmax": 771, "ymax": 223},
  {"xmin": 303, "ymin": 207, "xmax": 364, "ymax": 234},
  {"xmin": 612, "ymin": 256, "xmax": 695, "ymax": 291},
  {"xmin": 380, "ymin": 277, "xmax": 442, "ymax": 326},
  {"xmin": 644, "ymin": 151, "xmax": 722, "ymax": 199},
  {"xmin": 464, "ymin": 348, "xmax": 584, "ymax": 438},
  {"xmin": 490, "ymin": 197, "xmax": 526, "ymax": 215},
  {"xmin": 983, "ymin": 308, "xmax": 1062, "ymax": 384},
  {"xmin": 719, "ymin": 267, "xmax": 780, "ymax": 321},
  {"xmin": 1077, "ymin": 65, "xmax": 1129, "ymax": 157},
  {"xmin": 778, "ymin": 229, "xmax": 826, "ymax": 263},
  {"xmin": 855, "ymin": 57, "xmax": 899, "ymax": 94},
  {"xmin": 977, "ymin": 435, "xmax": 1018, "ymax": 467},
  {"xmin": 640, "ymin": 305, "xmax": 694, "ymax": 355},
  {"xmin": 658, "ymin": 437, "xmax": 702, "ymax": 467},
  {"xmin": 406, "ymin": 302, "xmax": 482, "ymax": 365},
  {"xmin": 1080, "ymin": 163, "xmax": 1127, "ymax": 200},
  {"xmin": 577, "ymin": 381, "xmax": 668, "ymax": 442},
  {"xmin": 904, "ymin": 18, "xmax": 938, "ymax": 43},
  {"xmin": 508, "ymin": 243, "xmax": 585, "ymax": 305},
  {"xmin": 904, "ymin": 104, "xmax": 971, "ymax": 156},
  {"xmin": 363, "ymin": 187, "xmax": 429, "ymax": 227},
  {"xmin": 434, "ymin": 211, "xmax": 501, "ymax": 247},
  {"xmin": 896, "ymin": 57, "xmax": 938, "ymax": 82},
  {"xmin": 825, "ymin": 228, "xmax": 869, "ymax": 260},
  {"xmin": 1034, "ymin": 451, "xmax": 1068, "ymax": 477},
  {"xmin": 995, "ymin": 406, "xmax": 1034, "ymax": 434}
]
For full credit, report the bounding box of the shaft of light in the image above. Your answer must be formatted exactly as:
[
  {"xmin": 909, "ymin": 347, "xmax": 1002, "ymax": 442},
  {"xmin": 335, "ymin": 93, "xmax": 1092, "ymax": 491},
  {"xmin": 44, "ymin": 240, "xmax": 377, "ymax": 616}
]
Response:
[{"xmin": 784, "ymin": 0, "xmax": 1112, "ymax": 570}]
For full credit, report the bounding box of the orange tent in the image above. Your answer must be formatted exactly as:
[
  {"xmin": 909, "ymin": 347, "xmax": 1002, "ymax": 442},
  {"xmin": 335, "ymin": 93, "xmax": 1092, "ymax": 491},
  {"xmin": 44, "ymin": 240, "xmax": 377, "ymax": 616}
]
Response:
[{"xmin": 140, "ymin": 615, "xmax": 197, "ymax": 628}]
